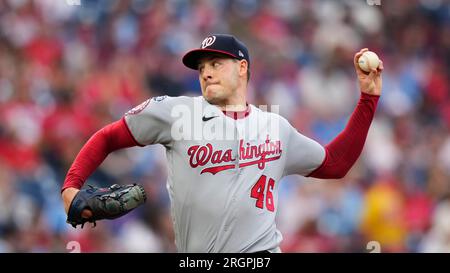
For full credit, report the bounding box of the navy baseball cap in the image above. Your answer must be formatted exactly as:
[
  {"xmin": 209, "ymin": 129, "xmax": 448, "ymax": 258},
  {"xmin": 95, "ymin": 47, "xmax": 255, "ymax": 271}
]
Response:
[{"xmin": 182, "ymin": 34, "xmax": 250, "ymax": 70}]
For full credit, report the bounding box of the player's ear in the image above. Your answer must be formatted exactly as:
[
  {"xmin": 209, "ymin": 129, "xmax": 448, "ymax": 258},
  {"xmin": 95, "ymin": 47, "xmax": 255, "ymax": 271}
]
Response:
[{"xmin": 239, "ymin": 59, "xmax": 249, "ymax": 78}]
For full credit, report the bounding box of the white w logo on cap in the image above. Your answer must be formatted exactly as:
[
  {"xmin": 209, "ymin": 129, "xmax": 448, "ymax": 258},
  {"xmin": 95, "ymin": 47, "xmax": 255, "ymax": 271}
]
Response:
[{"xmin": 201, "ymin": 36, "xmax": 216, "ymax": 49}]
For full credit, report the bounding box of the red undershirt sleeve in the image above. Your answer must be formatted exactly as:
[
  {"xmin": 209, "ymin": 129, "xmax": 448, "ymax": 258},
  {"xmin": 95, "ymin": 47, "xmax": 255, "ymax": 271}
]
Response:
[
  {"xmin": 306, "ymin": 93, "xmax": 380, "ymax": 179},
  {"xmin": 61, "ymin": 117, "xmax": 138, "ymax": 192}
]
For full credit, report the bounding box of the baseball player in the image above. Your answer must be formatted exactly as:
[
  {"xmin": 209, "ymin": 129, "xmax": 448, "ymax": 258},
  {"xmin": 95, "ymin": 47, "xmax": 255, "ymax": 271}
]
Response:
[{"xmin": 61, "ymin": 34, "xmax": 383, "ymax": 253}]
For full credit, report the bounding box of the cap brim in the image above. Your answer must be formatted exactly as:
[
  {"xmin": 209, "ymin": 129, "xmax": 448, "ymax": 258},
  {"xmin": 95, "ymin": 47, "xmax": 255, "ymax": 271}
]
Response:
[{"xmin": 182, "ymin": 49, "xmax": 238, "ymax": 70}]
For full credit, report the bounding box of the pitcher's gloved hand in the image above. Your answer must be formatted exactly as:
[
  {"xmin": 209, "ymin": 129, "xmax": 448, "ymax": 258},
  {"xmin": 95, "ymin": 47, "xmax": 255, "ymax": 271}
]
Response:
[{"xmin": 66, "ymin": 184, "xmax": 146, "ymax": 228}]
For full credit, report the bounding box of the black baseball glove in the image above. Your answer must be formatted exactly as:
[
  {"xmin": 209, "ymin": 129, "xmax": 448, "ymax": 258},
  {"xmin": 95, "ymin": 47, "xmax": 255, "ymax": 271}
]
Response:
[{"xmin": 67, "ymin": 183, "xmax": 147, "ymax": 228}]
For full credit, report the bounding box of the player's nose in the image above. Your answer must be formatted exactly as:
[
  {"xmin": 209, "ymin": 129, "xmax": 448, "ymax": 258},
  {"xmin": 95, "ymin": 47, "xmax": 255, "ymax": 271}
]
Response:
[{"xmin": 200, "ymin": 65, "xmax": 214, "ymax": 81}]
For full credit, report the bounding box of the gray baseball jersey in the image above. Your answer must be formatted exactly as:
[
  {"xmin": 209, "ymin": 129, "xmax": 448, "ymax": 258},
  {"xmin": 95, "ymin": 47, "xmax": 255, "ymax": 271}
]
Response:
[{"xmin": 124, "ymin": 95, "xmax": 325, "ymax": 253}]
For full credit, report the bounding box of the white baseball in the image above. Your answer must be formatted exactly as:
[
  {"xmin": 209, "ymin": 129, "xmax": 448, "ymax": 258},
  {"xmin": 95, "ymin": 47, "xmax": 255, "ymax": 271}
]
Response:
[{"xmin": 358, "ymin": 51, "xmax": 380, "ymax": 72}]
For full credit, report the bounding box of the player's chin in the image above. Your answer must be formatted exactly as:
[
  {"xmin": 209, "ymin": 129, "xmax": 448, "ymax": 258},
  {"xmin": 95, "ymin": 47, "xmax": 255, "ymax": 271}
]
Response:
[
  {"xmin": 203, "ymin": 89, "xmax": 223, "ymax": 105},
  {"xmin": 204, "ymin": 95, "xmax": 220, "ymax": 105}
]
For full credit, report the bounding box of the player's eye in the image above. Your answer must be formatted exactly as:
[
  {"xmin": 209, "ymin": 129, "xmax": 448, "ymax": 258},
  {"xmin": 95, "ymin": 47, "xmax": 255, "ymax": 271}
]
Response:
[{"xmin": 213, "ymin": 61, "xmax": 221, "ymax": 68}]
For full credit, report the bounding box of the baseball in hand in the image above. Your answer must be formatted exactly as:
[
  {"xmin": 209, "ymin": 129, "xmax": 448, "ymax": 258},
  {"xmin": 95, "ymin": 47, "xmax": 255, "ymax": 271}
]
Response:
[{"xmin": 358, "ymin": 51, "xmax": 380, "ymax": 72}]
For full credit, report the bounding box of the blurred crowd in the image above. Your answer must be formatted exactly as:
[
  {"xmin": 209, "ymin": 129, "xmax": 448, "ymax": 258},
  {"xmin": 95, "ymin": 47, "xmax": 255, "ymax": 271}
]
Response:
[{"xmin": 0, "ymin": 0, "xmax": 449, "ymax": 253}]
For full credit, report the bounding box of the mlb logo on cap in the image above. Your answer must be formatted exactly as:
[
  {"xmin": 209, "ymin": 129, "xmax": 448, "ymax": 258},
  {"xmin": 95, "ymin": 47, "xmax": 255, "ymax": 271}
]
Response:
[{"xmin": 183, "ymin": 34, "xmax": 250, "ymax": 70}]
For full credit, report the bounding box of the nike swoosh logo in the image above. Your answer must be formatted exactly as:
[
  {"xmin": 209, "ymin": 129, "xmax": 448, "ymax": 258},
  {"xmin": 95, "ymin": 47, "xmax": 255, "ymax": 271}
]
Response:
[{"xmin": 202, "ymin": 116, "xmax": 219, "ymax": 122}]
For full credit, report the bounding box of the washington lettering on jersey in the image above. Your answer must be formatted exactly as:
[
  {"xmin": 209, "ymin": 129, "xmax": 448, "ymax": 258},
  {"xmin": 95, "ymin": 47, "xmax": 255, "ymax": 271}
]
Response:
[{"xmin": 188, "ymin": 135, "xmax": 282, "ymax": 174}]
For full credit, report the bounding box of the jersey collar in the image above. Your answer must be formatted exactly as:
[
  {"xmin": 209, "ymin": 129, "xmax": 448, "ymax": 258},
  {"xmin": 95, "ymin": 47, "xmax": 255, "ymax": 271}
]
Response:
[
  {"xmin": 201, "ymin": 96, "xmax": 252, "ymax": 120},
  {"xmin": 222, "ymin": 104, "xmax": 251, "ymax": 120}
]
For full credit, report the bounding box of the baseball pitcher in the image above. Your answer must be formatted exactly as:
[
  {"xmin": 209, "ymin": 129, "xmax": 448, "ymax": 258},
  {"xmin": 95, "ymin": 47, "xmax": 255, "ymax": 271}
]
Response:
[{"xmin": 61, "ymin": 34, "xmax": 383, "ymax": 253}]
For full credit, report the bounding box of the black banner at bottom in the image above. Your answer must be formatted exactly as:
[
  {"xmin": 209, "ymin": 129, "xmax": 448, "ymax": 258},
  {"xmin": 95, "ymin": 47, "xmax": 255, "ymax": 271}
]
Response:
[{"xmin": 0, "ymin": 253, "xmax": 442, "ymax": 272}]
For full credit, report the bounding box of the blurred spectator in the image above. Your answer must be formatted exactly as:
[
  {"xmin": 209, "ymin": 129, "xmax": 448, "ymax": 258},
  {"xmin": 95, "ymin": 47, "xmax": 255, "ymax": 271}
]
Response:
[
  {"xmin": 419, "ymin": 194, "xmax": 450, "ymax": 252},
  {"xmin": 360, "ymin": 177, "xmax": 407, "ymax": 252}
]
